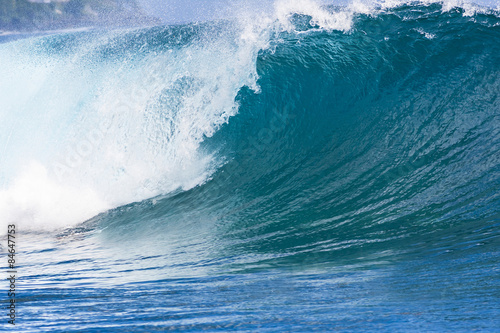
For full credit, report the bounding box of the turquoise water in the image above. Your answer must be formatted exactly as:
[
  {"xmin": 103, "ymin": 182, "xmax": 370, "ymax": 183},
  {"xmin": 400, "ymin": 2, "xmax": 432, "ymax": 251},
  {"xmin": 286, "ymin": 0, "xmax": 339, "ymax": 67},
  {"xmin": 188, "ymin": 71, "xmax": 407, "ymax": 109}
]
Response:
[{"xmin": 1, "ymin": 2, "xmax": 499, "ymax": 331}]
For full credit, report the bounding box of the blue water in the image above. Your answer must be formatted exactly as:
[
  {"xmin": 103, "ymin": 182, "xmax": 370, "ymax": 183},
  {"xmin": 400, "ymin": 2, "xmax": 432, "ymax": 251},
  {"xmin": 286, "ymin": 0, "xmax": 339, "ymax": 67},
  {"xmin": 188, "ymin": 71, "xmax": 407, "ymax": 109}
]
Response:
[{"xmin": 1, "ymin": 1, "xmax": 499, "ymax": 331}]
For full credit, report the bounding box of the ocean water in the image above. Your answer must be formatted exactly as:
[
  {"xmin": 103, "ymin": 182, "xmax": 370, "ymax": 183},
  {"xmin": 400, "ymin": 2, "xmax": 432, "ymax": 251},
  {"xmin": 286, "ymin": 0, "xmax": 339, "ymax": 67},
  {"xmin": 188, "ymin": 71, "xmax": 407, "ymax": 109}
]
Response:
[{"xmin": 1, "ymin": 0, "xmax": 499, "ymax": 331}]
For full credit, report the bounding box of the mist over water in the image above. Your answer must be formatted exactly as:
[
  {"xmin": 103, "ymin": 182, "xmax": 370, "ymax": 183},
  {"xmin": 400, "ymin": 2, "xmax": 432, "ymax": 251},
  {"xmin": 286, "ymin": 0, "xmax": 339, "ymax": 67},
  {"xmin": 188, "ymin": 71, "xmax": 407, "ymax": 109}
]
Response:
[{"xmin": 0, "ymin": 0, "xmax": 499, "ymax": 331}]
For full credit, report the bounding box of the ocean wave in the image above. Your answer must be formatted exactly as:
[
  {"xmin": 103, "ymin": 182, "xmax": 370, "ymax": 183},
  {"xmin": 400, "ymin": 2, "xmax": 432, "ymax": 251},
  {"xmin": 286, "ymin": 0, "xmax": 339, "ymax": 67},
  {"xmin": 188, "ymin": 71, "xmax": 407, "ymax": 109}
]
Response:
[{"xmin": 0, "ymin": 2, "xmax": 498, "ymax": 264}]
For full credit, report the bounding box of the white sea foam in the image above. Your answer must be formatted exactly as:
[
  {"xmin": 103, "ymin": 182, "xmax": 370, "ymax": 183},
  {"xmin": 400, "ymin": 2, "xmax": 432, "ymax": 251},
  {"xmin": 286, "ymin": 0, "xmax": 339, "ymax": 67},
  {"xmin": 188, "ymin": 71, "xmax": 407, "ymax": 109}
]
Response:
[
  {"xmin": 0, "ymin": 161, "xmax": 110, "ymax": 230},
  {"xmin": 274, "ymin": 0, "xmax": 355, "ymax": 31}
]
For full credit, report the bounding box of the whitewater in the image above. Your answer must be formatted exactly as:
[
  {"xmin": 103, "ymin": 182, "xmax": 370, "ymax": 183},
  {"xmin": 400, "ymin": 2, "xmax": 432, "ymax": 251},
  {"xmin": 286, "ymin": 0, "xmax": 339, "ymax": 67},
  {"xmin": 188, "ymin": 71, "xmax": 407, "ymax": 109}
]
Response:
[{"xmin": 0, "ymin": 0, "xmax": 499, "ymax": 331}]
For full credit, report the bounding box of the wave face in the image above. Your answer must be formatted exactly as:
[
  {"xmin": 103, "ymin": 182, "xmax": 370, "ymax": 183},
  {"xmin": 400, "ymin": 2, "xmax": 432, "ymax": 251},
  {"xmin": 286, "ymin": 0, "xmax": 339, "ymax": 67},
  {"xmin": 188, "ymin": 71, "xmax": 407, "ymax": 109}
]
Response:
[{"xmin": 1, "ymin": 1, "xmax": 499, "ymax": 332}]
